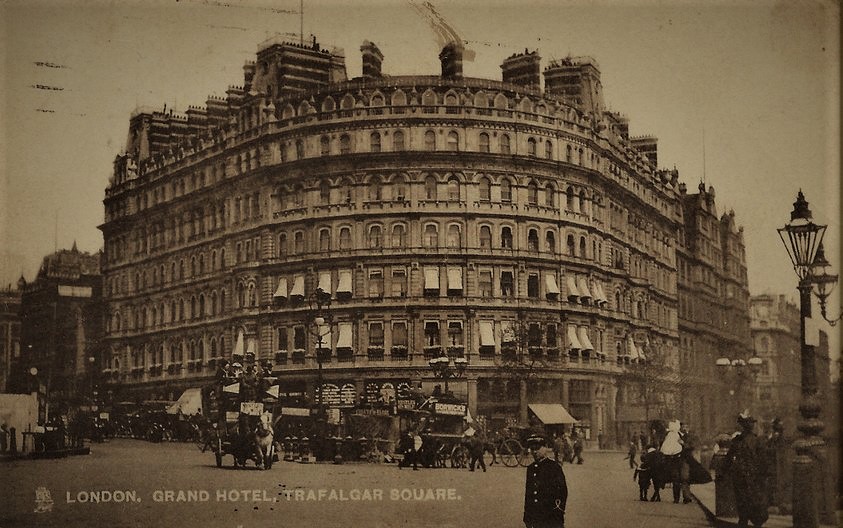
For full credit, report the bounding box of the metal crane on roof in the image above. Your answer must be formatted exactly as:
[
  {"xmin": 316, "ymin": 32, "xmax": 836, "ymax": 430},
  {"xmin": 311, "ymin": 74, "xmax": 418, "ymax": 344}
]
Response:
[{"xmin": 408, "ymin": 0, "xmax": 476, "ymax": 61}]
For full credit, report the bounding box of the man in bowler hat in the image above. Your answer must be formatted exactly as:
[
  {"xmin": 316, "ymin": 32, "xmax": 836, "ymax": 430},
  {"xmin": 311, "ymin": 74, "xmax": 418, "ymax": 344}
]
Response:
[{"xmin": 524, "ymin": 434, "xmax": 568, "ymax": 528}]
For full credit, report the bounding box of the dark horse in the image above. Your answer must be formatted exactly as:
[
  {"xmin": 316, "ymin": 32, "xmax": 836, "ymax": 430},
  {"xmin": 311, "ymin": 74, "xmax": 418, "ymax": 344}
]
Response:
[{"xmin": 638, "ymin": 450, "xmax": 681, "ymax": 501}]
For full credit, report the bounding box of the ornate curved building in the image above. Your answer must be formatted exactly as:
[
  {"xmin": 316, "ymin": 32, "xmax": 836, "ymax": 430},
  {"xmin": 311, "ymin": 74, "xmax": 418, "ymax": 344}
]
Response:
[{"xmin": 100, "ymin": 36, "xmax": 748, "ymax": 445}]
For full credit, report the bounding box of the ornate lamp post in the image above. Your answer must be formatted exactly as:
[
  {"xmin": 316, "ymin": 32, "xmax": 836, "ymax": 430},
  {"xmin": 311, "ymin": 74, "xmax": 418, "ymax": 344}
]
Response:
[
  {"xmin": 428, "ymin": 354, "xmax": 468, "ymax": 396},
  {"xmin": 306, "ymin": 282, "xmax": 332, "ymax": 455},
  {"xmin": 777, "ymin": 190, "xmax": 838, "ymax": 527},
  {"xmin": 715, "ymin": 356, "xmax": 763, "ymax": 425}
]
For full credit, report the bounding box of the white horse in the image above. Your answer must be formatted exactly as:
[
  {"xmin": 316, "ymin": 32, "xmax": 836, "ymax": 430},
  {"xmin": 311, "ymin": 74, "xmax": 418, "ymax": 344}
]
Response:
[{"xmin": 253, "ymin": 414, "xmax": 274, "ymax": 469}]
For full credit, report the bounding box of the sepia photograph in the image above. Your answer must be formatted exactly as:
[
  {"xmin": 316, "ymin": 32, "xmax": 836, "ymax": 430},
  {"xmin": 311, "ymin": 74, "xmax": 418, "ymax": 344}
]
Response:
[{"xmin": 0, "ymin": 1, "xmax": 840, "ymax": 527}]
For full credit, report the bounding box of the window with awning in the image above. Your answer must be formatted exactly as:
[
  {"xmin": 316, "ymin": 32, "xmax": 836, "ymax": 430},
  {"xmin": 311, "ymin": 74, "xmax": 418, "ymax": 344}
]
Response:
[
  {"xmin": 337, "ymin": 270, "xmax": 353, "ymax": 297},
  {"xmin": 627, "ymin": 336, "xmax": 639, "ymax": 361},
  {"xmin": 545, "ymin": 273, "xmax": 560, "ymax": 298},
  {"xmin": 273, "ymin": 277, "xmax": 288, "ymax": 300},
  {"xmin": 447, "ymin": 267, "xmax": 463, "ymax": 293},
  {"xmin": 577, "ymin": 276, "xmax": 592, "ymax": 301},
  {"xmin": 566, "ymin": 276, "xmax": 580, "ymax": 299},
  {"xmin": 391, "ymin": 321, "xmax": 408, "ymax": 347},
  {"xmin": 290, "ymin": 275, "xmax": 305, "ymax": 299},
  {"xmin": 424, "ymin": 266, "xmax": 440, "ymax": 293},
  {"xmin": 567, "ymin": 325, "xmax": 582, "ymax": 351},
  {"xmin": 593, "ymin": 282, "xmax": 607, "ymax": 305},
  {"xmin": 578, "ymin": 327, "xmax": 594, "ymax": 351},
  {"xmin": 479, "ymin": 321, "xmax": 495, "ymax": 347},
  {"xmin": 337, "ymin": 322, "xmax": 353, "ymax": 349},
  {"xmin": 318, "ymin": 271, "xmax": 332, "ymax": 296}
]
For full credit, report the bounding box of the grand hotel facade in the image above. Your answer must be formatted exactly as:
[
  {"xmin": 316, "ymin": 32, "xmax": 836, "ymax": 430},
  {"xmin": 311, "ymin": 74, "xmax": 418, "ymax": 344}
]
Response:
[{"xmin": 100, "ymin": 36, "xmax": 751, "ymax": 445}]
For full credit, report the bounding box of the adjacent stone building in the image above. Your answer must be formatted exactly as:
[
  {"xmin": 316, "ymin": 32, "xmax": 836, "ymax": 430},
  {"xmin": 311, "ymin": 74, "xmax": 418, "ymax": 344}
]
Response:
[{"xmin": 100, "ymin": 36, "xmax": 752, "ymax": 445}]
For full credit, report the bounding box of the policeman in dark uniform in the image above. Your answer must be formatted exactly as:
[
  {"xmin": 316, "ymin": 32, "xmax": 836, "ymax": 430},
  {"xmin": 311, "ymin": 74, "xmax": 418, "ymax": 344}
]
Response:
[{"xmin": 524, "ymin": 434, "xmax": 568, "ymax": 528}]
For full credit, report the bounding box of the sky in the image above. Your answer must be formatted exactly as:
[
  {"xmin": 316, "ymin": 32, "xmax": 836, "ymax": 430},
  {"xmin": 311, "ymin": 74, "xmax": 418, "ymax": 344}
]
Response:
[{"xmin": 0, "ymin": 0, "xmax": 840, "ymax": 355}]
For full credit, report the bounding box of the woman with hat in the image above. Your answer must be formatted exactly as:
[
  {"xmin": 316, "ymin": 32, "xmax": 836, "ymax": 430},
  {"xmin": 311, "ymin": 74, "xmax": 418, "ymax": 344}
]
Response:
[
  {"xmin": 724, "ymin": 411, "xmax": 769, "ymax": 527},
  {"xmin": 523, "ymin": 434, "xmax": 568, "ymax": 528}
]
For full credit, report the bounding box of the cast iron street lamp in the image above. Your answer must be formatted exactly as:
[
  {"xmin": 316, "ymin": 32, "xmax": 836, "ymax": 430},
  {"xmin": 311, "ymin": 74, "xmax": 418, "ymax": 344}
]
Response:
[
  {"xmin": 715, "ymin": 356, "xmax": 762, "ymax": 424},
  {"xmin": 307, "ymin": 283, "xmax": 332, "ymax": 454},
  {"xmin": 428, "ymin": 354, "xmax": 468, "ymax": 395},
  {"xmin": 777, "ymin": 190, "xmax": 838, "ymax": 527}
]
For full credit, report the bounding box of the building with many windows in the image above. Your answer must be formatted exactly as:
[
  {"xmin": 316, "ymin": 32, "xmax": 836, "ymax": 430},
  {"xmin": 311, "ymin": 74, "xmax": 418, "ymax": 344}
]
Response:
[
  {"xmin": 100, "ymin": 36, "xmax": 751, "ymax": 446},
  {"xmin": 0, "ymin": 283, "xmax": 23, "ymax": 393}
]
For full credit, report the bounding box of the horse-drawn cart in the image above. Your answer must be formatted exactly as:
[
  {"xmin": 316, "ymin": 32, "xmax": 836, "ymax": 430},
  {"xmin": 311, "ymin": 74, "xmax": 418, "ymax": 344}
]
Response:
[{"xmin": 210, "ymin": 401, "xmax": 275, "ymax": 469}]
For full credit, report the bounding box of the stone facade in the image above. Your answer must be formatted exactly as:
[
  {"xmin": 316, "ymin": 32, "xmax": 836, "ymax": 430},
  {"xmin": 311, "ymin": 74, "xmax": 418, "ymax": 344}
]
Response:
[
  {"xmin": 100, "ymin": 37, "xmax": 752, "ymax": 446},
  {"xmin": 0, "ymin": 284, "xmax": 22, "ymax": 393}
]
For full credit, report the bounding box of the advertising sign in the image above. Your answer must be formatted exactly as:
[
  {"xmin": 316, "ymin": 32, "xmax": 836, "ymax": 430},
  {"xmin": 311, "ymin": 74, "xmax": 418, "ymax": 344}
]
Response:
[{"xmin": 434, "ymin": 402, "xmax": 467, "ymax": 416}]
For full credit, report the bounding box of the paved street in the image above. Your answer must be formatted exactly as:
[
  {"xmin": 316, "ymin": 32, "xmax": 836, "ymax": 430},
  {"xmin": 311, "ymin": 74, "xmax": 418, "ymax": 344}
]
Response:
[{"xmin": 1, "ymin": 440, "xmax": 712, "ymax": 528}]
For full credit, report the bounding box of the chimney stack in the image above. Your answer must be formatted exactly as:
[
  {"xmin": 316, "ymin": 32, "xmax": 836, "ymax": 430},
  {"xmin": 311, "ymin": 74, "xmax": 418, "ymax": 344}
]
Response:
[
  {"xmin": 439, "ymin": 42, "xmax": 464, "ymax": 79},
  {"xmin": 360, "ymin": 41, "xmax": 384, "ymax": 79}
]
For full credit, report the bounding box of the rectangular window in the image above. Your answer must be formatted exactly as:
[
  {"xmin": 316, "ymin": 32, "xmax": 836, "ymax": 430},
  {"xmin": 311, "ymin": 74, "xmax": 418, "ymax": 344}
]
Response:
[
  {"xmin": 424, "ymin": 267, "xmax": 440, "ymax": 297},
  {"xmin": 479, "ymin": 321, "xmax": 495, "ymax": 358},
  {"xmin": 447, "ymin": 267, "xmax": 463, "ymax": 296},
  {"xmin": 500, "ymin": 271, "xmax": 514, "ymax": 297},
  {"xmin": 391, "ymin": 269, "xmax": 407, "ymax": 297},
  {"xmin": 293, "ymin": 326, "xmax": 306, "ymax": 350},
  {"xmin": 391, "ymin": 321, "xmax": 408, "ymax": 347},
  {"xmin": 337, "ymin": 269, "xmax": 353, "ymax": 299},
  {"xmin": 368, "ymin": 322, "xmax": 384, "ymax": 347},
  {"xmin": 368, "ymin": 269, "xmax": 384, "ymax": 297},
  {"xmin": 277, "ymin": 327, "xmax": 288, "ymax": 351},
  {"xmin": 447, "ymin": 321, "xmax": 464, "ymax": 355},
  {"xmin": 424, "ymin": 321, "xmax": 440, "ymax": 347},
  {"xmin": 479, "ymin": 270, "xmax": 493, "ymax": 297},
  {"xmin": 527, "ymin": 273, "xmax": 539, "ymax": 298}
]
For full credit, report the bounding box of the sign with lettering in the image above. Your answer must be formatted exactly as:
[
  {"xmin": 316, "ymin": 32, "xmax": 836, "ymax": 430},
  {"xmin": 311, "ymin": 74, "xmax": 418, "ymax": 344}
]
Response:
[
  {"xmin": 58, "ymin": 285, "xmax": 93, "ymax": 298},
  {"xmin": 434, "ymin": 402, "xmax": 467, "ymax": 416},
  {"xmin": 396, "ymin": 398, "xmax": 416, "ymax": 411},
  {"xmin": 240, "ymin": 402, "xmax": 264, "ymax": 416},
  {"xmin": 339, "ymin": 383, "xmax": 356, "ymax": 407}
]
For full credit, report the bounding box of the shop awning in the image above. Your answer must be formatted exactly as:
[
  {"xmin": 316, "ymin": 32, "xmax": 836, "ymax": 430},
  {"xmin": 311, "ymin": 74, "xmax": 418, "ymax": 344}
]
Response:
[
  {"xmin": 447, "ymin": 267, "xmax": 463, "ymax": 290},
  {"xmin": 566, "ymin": 276, "xmax": 580, "ymax": 299},
  {"xmin": 337, "ymin": 322, "xmax": 353, "ymax": 349},
  {"xmin": 424, "ymin": 267, "xmax": 440, "ymax": 290},
  {"xmin": 337, "ymin": 270, "xmax": 353, "ymax": 294},
  {"xmin": 593, "ymin": 281, "xmax": 607, "ymax": 304},
  {"xmin": 290, "ymin": 275, "xmax": 305, "ymax": 298},
  {"xmin": 166, "ymin": 388, "xmax": 203, "ymax": 415},
  {"xmin": 627, "ymin": 336, "xmax": 639, "ymax": 360},
  {"xmin": 479, "ymin": 321, "xmax": 495, "ymax": 346},
  {"xmin": 233, "ymin": 331, "xmax": 245, "ymax": 357},
  {"xmin": 567, "ymin": 325, "xmax": 582, "ymax": 351},
  {"xmin": 577, "ymin": 276, "xmax": 592, "ymax": 300},
  {"xmin": 545, "ymin": 273, "xmax": 560, "ymax": 295},
  {"xmin": 578, "ymin": 327, "xmax": 594, "ymax": 351},
  {"xmin": 318, "ymin": 271, "xmax": 332, "ymax": 296},
  {"xmin": 273, "ymin": 278, "xmax": 288, "ymax": 300},
  {"xmin": 528, "ymin": 404, "xmax": 579, "ymax": 425}
]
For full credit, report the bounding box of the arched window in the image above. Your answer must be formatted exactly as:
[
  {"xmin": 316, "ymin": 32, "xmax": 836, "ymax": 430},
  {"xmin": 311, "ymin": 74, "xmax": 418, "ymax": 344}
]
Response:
[
  {"xmin": 479, "ymin": 225, "xmax": 492, "ymax": 248},
  {"xmin": 567, "ymin": 234, "xmax": 576, "ymax": 256},
  {"xmin": 500, "ymin": 177, "xmax": 512, "ymax": 203},
  {"xmin": 393, "ymin": 130, "xmax": 405, "ymax": 150},
  {"xmin": 368, "ymin": 225, "xmax": 383, "ymax": 248},
  {"xmin": 424, "ymin": 130, "xmax": 436, "ymax": 151},
  {"xmin": 319, "ymin": 228, "xmax": 331, "ymax": 251},
  {"xmin": 424, "ymin": 224, "xmax": 439, "ymax": 248},
  {"xmin": 425, "ymin": 175, "xmax": 438, "ymax": 200},
  {"xmin": 545, "ymin": 231, "xmax": 556, "ymax": 253},
  {"xmin": 566, "ymin": 144, "xmax": 573, "ymax": 163},
  {"xmin": 579, "ymin": 190, "xmax": 588, "ymax": 216},
  {"xmin": 545, "ymin": 183, "xmax": 556, "ymax": 207},
  {"xmin": 393, "ymin": 175, "xmax": 407, "ymax": 201},
  {"xmin": 422, "ymin": 90, "xmax": 436, "ymax": 106},
  {"xmin": 191, "ymin": 296, "xmax": 198, "ymax": 318},
  {"xmin": 320, "ymin": 179, "xmax": 331, "ymax": 204},
  {"xmin": 219, "ymin": 248, "xmax": 225, "ymax": 269},
  {"xmin": 198, "ymin": 295, "xmax": 205, "ymax": 318},
  {"xmin": 446, "ymin": 131, "xmax": 459, "ymax": 151},
  {"xmin": 545, "ymin": 140, "xmax": 553, "ymax": 159},
  {"xmin": 527, "ymin": 181, "xmax": 538, "ymax": 205},
  {"xmin": 339, "ymin": 134, "xmax": 351, "ymax": 154},
  {"xmin": 247, "ymin": 283, "xmax": 256, "ymax": 307},
  {"xmin": 578, "ymin": 148, "xmax": 584, "ymax": 165},
  {"xmin": 527, "ymin": 229, "xmax": 539, "ymax": 252},
  {"xmin": 566, "ymin": 187, "xmax": 575, "ymax": 211},
  {"xmin": 211, "ymin": 292, "xmax": 217, "ymax": 315},
  {"xmin": 447, "ymin": 224, "xmax": 461, "ymax": 248},
  {"xmin": 294, "ymin": 231, "xmax": 304, "ymax": 254},
  {"xmin": 339, "ymin": 227, "xmax": 352, "ymax": 250},
  {"xmin": 527, "ymin": 137, "xmax": 537, "ymax": 157},
  {"xmin": 391, "ymin": 224, "xmax": 407, "ymax": 247},
  {"xmin": 447, "ymin": 177, "xmax": 460, "ymax": 201},
  {"xmin": 368, "ymin": 176, "xmax": 382, "ymax": 202},
  {"xmin": 340, "ymin": 178, "xmax": 353, "ymax": 203},
  {"xmin": 479, "ymin": 132, "xmax": 490, "ymax": 153},
  {"xmin": 220, "ymin": 291, "xmax": 226, "ymax": 313},
  {"xmin": 370, "ymin": 132, "xmax": 381, "ymax": 153},
  {"xmin": 479, "ymin": 176, "xmax": 491, "ymax": 201},
  {"xmin": 501, "ymin": 226, "xmax": 513, "ymax": 249},
  {"xmin": 579, "ymin": 236, "xmax": 587, "ymax": 258},
  {"xmin": 278, "ymin": 234, "xmax": 287, "ymax": 256},
  {"xmin": 500, "ymin": 134, "xmax": 511, "ymax": 154},
  {"xmin": 320, "ymin": 135, "xmax": 331, "ymax": 155},
  {"xmin": 295, "ymin": 139, "xmax": 305, "ymax": 159}
]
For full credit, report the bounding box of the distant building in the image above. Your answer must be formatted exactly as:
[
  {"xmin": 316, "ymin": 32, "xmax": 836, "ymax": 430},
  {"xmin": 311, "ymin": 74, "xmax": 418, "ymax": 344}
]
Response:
[
  {"xmin": 12, "ymin": 244, "xmax": 104, "ymax": 416},
  {"xmin": 0, "ymin": 283, "xmax": 22, "ymax": 392}
]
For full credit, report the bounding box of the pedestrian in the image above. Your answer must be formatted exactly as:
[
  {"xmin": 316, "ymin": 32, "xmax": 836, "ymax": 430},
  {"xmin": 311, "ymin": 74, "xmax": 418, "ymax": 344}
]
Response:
[
  {"xmin": 635, "ymin": 447, "xmax": 657, "ymax": 501},
  {"xmin": 0, "ymin": 423, "xmax": 8, "ymax": 453},
  {"xmin": 467, "ymin": 433, "xmax": 486, "ymax": 472},
  {"xmin": 571, "ymin": 432, "xmax": 583, "ymax": 465},
  {"xmin": 626, "ymin": 436, "xmax": 639, "ymax": 469},
  {"xmin": 724, "ymin": 412, "xmax": 769, "ymax": 528},
  {"xmin": 524, "ymin": 434, "xmax": 568, "ymax": 528}
]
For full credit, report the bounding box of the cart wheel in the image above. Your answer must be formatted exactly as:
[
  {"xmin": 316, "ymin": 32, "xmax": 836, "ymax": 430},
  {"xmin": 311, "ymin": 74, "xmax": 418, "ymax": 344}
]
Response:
[
  {"xmin": 500, "ymin": 439, "xmax": 521, "ymax": 467},
  {"xmin": 450, "ymin": 446, "xmax": 468, "ymax": 468},
  {"xmin": 215, "ymin": 452, "xmax": 223, "ymax": 468},
  {"xmin": 517, "ymin": 448, "xmax": 530, "ymax": 467}
]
